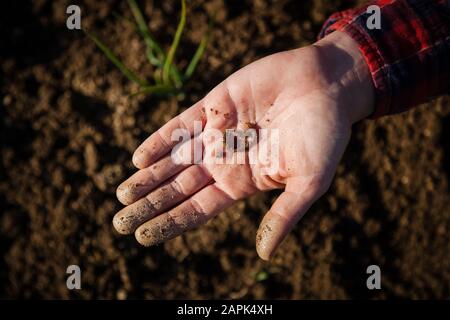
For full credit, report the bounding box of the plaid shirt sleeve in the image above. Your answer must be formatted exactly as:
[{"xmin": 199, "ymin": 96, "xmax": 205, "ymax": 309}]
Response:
[{"xmin": 319, "ymin": 0, "xmax": 450, "ymax": 118}]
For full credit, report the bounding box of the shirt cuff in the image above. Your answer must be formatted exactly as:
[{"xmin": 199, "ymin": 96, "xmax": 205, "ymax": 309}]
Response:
[{"xmin": 318, "ymin": 9, "xmax": 391, "ymax": 119}]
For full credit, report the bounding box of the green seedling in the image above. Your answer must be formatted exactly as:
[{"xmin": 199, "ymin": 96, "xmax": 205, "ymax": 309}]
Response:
[
  {"xmin": 85, "ymin": 0, "xmax": 212, "ymax": 97},
  {"xmin": 254, "ymin": 270, "xmax": 269, "ymax": 282}
]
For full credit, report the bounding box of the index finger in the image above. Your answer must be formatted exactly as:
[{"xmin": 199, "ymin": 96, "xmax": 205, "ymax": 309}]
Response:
[{"xmin": 132, "ymin": 101, "xmax": 205, "ymax": 169}]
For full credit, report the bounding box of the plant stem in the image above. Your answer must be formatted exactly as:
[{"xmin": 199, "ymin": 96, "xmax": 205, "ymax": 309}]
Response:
[
  {"xmin": 162, "ymin": 0, "xmax": 186, "ymax": 85},
  {"xmin": 131, "ymin": 84, "xmax": 177, "ymax": 96}
]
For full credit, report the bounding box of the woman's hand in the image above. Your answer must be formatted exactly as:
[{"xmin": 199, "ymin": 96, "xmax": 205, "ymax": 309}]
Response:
[{"xmin": 113, "ymin": 31, "xmax": 374, "ymax": 260}]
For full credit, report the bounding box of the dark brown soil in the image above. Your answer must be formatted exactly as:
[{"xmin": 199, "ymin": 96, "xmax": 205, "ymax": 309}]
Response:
[{"xmin": 1, "ymin": 0, "xmax": 449, "ymax": 299}]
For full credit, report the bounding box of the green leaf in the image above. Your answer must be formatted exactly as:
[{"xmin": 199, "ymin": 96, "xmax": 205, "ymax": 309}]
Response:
[
  {"xmin": 162, "ymin": 0, "xmax": 186, "ymax": 85},
  {"xmin": 125, "ymin": 1, "xmax": 183, "ymax": 85},
  {"xmin": 184, "ymin": 18, "xmax": 213, "ymax": 80},
  {"xmin": 255, "ymin": 271, "xmax": 269, "ymax": 282},
  {"xmin": 112, "ymin": 11, "xmax": 162, "ymax": 67},
  {"xmin": 84, "ymin": 30, "xmax": 148, "ymax": 87},
  {"xmin": 127, "ymin": 0, "xmax": 164, "ymax": 64},
  {"xmin": 131, "ymin": 84, "xmax": 177, "ymax": 97}
]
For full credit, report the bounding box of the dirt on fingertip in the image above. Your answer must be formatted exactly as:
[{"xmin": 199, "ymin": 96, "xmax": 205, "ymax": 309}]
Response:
[{"xmin": 1, "ymin": 0, "xmax": 449, "ymax": 299}]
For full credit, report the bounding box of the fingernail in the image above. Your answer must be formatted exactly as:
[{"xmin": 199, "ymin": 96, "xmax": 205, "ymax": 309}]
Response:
[
  {"xmin": 132, "ymin": 149, "xmax": 145, "ymax": 168},
  {"xmin": 116, "ymin": 184, "xmax": 130, "ymax": 205},
  {"xmin": 256, "ymin": 218, "xmax": 279, "ymax": 261}
]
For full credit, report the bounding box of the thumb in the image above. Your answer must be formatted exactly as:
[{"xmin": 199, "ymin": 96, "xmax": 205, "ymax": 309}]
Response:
[{"xmin": 256, "ymin": 176, "xmax": 326, "ymax": 260}]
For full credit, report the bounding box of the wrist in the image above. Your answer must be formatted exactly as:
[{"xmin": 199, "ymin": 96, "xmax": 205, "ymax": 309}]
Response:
[{"xmin": 314, "ymin": 31, "xmax": 375, "ymax": 124}]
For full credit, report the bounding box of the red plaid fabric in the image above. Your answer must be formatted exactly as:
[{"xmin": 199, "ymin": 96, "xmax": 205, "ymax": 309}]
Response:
[{"xmin": 319, "ymin": 0, "xmax": 450, "ymax": 118}]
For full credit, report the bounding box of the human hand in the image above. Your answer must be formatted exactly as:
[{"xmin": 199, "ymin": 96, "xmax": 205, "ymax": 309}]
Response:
[{"xmin": 113, "ymin": 31, "xmax": 374, "ymax": 260}]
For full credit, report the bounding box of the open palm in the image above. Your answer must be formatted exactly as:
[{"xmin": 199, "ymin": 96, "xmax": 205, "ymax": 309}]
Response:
[{"xmin": 113, "ymin": 31, "xmax": 373, "ymax": 259}]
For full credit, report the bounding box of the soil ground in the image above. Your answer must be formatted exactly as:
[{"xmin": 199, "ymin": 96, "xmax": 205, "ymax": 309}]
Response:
[{"xmin": 1, "ymin": 0, "xmax": 449, "ymax": 299}]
